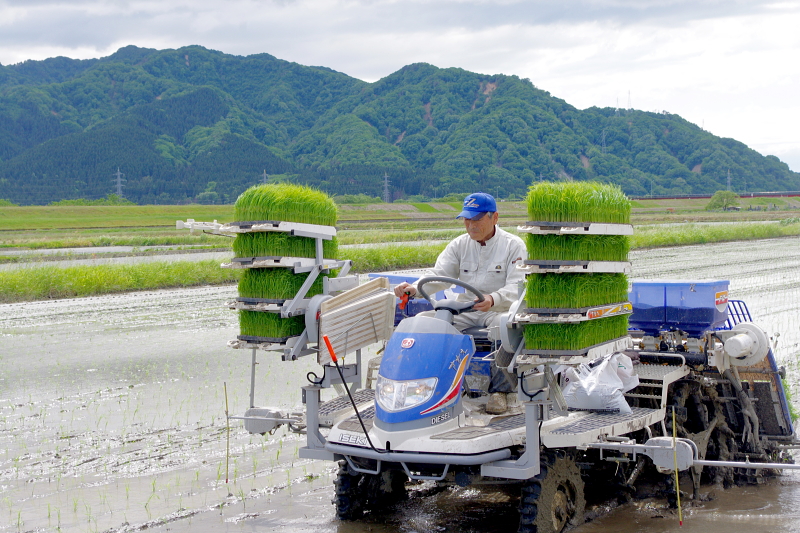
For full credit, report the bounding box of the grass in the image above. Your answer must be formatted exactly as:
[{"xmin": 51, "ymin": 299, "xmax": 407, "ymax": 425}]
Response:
[
  {"xmin": 526, "ymin": 234, "xmax": 630, "ymax": 262},
  {"xmin": 526, "ymin": 182, "xmax": 631, "ymax": 224},
  {"xmin": 523, "ymin": 315, "xmax": 630, "ymax": 351},
  {"xmin": 0, "ymin": 260, "xmax": 239, "ymax": 303},
  {"xmin": 0, "ymin": 244, "xmax": 445, "ymax": 303},
  {"xmin": 526, "ymin": 274, "xmax": 629, "ymax": 309},
  {"xmin": 0, "ymin": 228, "xmax": 231, "ymax": 250},
  {"xmin": 5, "ymin": 220, "xmax": 800, "ymax": 303},
  {"xmin": 344, "ymin": 243, "xmax": 444, "ymax": 272},
  {"xmin": 631, "ymin": 221, "xmax": 800, "ymax": 248},
  {"xmin": 0, "ymin": 205, "xmax": 235, "ymax": 230},
  {"xmin": 411, "ymin": 203, "xmax": 439, "ymax": 213}
]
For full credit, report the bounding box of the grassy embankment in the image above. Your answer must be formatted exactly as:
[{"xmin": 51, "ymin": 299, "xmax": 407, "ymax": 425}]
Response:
[{"xmin": 1, "ymin": 201, "xmax": 799, "ymax": 303}]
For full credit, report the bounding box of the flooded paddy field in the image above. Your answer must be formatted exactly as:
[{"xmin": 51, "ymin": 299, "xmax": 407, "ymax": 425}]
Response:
[{"xmin": 1, "ymin": 237, "xmax": 800, "ymax": 533}]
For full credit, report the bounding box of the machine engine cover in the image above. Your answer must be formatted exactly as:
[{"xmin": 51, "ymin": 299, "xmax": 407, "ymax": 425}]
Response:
[{"xmin": 376, "ymin": 315, "xmax": 475, "ymax": 424}]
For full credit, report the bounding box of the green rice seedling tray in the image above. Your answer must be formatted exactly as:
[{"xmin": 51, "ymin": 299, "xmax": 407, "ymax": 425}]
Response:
[
  {"xmin": 178, "ymin": 218, "xmax": 337, "ymax": 239},
  {"xmin": 233, "ymin": 184, "xmax": 338, "ymax": 226},
  {"xmin": 237, "ymin": 334, "xmax": 294, "ymax": 343},
  {"xmin": 239, "ymin": 309, "xmax": 306, "ymax": 339},
  {"xmin": 239, "ymin": 268, "xmax": 324, "ymax": 299},
  {"xmin": 520, "ymin": 260, "xmax": 631, "ymax": 274},
  {"xmin": 226, "ymin": 297, "xmax": 302, "ymax": 313},
  {"xmin": 525, "ymin": 273, "xmax": 628, "ymax": 309},
  {"xmin": 233, "ymin": 231, "xmax": 338, "ymax": 260},
  {"xmin": 516, "ymin": 336, "xmax": 633, "ymax": 367},
  {"xmin": 526, "ymin": 234, "xmax": 630, "ymax": 262},
  {"xmin": 522, "ymin": 314, "xmax": 630, "ymax": 352},
  {"xmin": 516, "ymin": 302, "xmax": 632, "ymax": 324},
  {"xmin": 519, "ymin": 221, "xmax": 633, "ymax": 235},
  {"xmin": 223, "ymin": 256, "xmax": 345, "ymax": 270},
  {"xmin": 526, "ymin": 182, "xmax": 631, "ymax": 224},
  {"xmin": 227, "ymin": 335, "xmax": 316, "ymax": 358}
]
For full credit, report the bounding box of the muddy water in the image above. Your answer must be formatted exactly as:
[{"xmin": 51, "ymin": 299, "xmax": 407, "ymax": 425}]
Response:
[{"xmin": 1, "ymin": 237, "xmax": 800, "ymax": 533}]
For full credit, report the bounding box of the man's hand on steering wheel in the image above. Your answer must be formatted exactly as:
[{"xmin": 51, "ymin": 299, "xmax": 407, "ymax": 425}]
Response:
[
  {"xmin": 472, "ymin": 294, "xmax": 494, "ymax": 312},
  {"xmin": 415, "ymin": 276, "xmax": 491, "ymax": 315}
]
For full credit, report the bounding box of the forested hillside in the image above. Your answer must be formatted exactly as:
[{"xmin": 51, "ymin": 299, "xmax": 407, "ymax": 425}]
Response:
[{"xmin": 1, "ymin": 45, "xmax": 797, "ymax": 205}]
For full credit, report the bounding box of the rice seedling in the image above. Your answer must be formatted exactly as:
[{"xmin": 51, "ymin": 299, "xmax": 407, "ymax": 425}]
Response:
[
  {"xmin": 232, "ymin": 184, "xmax": 339, "ymax": 338},
  {"xmin": 233, "ymin": 184, "xmax": 338, "ymax": 225},
  {"xmin": 526, "ymin": 273, "xmax": 629, "ymax": 309},
  {"xmin": 522, "ymin": 182, "xmax": 632, "ymax": 349},
  {"xmin": 238, "ymin": 269, "xmax": 324, "ymax": 299},
  {"xmin": 232, "ymin": 232, "xmax": 337, "ymax": 259},
  {"xmin": 526, "ymin": 181, "xmax": 631, "ymax": 224},
  {"xmin": 525, "ymin": 234, "xmax": 630, "ymax": 262},
  {"xmin": 523, "ymin": 315, "xmax": 630, "ymax": 351}
]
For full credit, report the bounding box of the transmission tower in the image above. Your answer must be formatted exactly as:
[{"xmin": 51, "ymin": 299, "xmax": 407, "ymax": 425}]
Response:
[
  {"xmin": 727, "ymin": 169, "xmax": 731, "ymax": 191},
  {"xmin": 382, "ymin": 172, "xmax": 391, "ymax": 203},
  {"xmin": 112, "ymin": 167, "xmax": 126, "ymax": 196},
  {"xmin": 601, "ymin": 129, "xmax": 607, "ymax": 154},
  {"xmin": 261, "ymin": 169, "xmax": 269, "ymax": 184}
]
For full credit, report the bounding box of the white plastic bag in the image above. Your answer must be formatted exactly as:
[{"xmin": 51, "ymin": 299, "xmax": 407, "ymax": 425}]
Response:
[{"xmin": 561, "ymin": 353, "xmax": 639, "ymax": 414}]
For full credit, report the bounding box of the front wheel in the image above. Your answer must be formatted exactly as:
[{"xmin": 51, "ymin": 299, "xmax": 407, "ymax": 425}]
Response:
[
  {"xmin": 519, "ymin": 452, "xmax": 585, "ymax": 533},
  {"xmin": 333, "ymin": 461, "xmax": 409, "ymax": 520}
]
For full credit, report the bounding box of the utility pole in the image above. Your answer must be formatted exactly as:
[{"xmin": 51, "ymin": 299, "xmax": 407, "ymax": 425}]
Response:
[
  {"xmin": 382, "ymin": 172, "xmax": 391, "ymax": 203},
  {"xmin": 112, "ymin": 167, "xmax": 126, "ymax": 197}
]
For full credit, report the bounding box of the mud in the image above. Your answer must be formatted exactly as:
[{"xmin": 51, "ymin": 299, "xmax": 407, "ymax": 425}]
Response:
[{"xmin": 1, "ymin": 237, "xmax": 800, "ymax": 533}]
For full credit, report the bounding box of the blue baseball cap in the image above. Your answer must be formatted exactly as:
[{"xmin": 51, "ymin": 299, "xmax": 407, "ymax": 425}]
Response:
[{"xmin": 456, "ymin": 192, "xmax": 497, "ymax": 219}]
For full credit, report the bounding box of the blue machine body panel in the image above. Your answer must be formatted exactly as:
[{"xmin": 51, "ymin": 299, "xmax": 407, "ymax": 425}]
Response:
[
  {"xmin": 376, "ymin": 321, "xmax": 475, "ymax": 424},
  {"xmin": 628, "ymin": 279, "xmax": 730, "ymax": 335}
]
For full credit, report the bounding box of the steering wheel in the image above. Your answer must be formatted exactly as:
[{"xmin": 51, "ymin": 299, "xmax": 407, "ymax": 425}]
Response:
[{"xmin": 416, "ymin": 276, "xmax": 485, "ymax": 315}]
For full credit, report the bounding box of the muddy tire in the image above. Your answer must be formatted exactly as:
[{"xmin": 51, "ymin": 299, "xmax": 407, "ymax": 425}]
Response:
[
  {"xmin": 519, "ymin": 452, "xmax": 585, "ymax": 533},
  {"xmin": 333, "ymin": 461, "xmax": 409, "ymax": 520},
  {"xmin": 334, "ymin": 461, "xmax": 365, "ymax": 520}
]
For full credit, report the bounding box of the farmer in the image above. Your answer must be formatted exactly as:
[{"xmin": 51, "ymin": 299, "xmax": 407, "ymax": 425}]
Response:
[{"xmin": 393, "ymin": 192, "xmax": 526, "ymax": 414}]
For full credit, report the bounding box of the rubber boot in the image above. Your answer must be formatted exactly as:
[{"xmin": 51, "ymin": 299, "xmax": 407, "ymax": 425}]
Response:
[{"xmin": 486, "ymin": 392, "xmax": 508, "ymax": 414}]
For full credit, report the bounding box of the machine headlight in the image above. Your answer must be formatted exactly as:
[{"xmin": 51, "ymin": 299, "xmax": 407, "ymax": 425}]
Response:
[{"xmin": 376, "ymin": 375, "xmax": 437, "ymax": 412}]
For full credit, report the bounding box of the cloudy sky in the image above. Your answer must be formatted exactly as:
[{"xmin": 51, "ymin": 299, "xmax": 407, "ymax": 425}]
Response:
[{"xmin": 2, "ymin": 0, "xmax": 799, "ymax": 173}]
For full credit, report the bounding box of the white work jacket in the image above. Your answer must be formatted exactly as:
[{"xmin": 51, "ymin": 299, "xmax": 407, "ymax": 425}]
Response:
[{"xmin": 413, "ymin": 226, "xmax": 527, "ymax": 313}]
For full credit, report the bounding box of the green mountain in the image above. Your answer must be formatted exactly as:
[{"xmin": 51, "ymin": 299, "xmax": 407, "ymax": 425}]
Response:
[{"xmin": 1, "ymin": 45, "xmax": 797, "ymax": 205}]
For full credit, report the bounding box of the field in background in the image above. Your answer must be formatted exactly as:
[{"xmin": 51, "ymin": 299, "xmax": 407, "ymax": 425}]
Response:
[
  {"xmin": 2, "ymin": 197, "xmax": 800, "ymax": 303},
  {"xmin": 2, "ymin": 196, "xmax": 800, "ymax": 236}
]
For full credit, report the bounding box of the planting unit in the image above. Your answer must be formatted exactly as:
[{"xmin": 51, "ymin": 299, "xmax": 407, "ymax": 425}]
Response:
[{"xmin": 180, "ymin": 182, "xmax": 799, "ymax": 533}]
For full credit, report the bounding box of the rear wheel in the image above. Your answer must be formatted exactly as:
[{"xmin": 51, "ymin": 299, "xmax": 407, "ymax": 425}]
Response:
[{"xmin": 519, "ymin": 452, "xmax": 585, "ymax": 533}]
